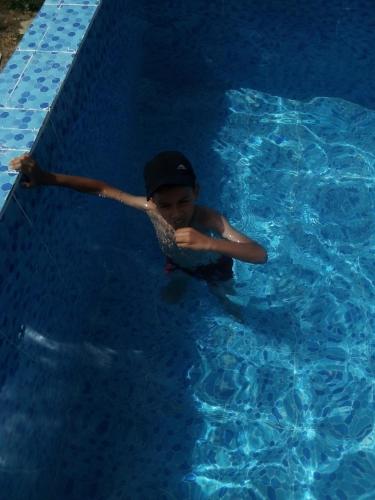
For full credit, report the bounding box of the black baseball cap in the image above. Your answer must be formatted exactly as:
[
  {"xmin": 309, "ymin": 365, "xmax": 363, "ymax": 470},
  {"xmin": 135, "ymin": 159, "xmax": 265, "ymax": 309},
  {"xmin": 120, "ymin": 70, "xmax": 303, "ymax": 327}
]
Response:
[{"xmin": 144, "ymin": 151, "xmax": 196, "ymax": 200}]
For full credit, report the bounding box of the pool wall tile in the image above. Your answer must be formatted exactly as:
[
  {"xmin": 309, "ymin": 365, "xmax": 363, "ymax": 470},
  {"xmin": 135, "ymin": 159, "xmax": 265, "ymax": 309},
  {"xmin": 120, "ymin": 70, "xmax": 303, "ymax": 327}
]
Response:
[
  {"xmin": 0, "ymin": 109, "xmax": 47, "ymax": 131},
  {"xmin": 0, "ymin": 128, "xmax": 37, "ymax": 151},
  {"xmin": 7, "ymin": 51, "xmax": 75, "ymax": 110},
  {"xmin": 17, "ymin": 4, "xmax": 60, "ymax": 52},
  {"xmin": 38, "ymin": 5, "xmax": 97, "ymax": 53},
  {"xmin": 0, "ymin": 52, "xmax": 34, "ymax": 107},
  {"xmin": 0, "ymin": 0, "xmax": 101, "ymax": 211}
]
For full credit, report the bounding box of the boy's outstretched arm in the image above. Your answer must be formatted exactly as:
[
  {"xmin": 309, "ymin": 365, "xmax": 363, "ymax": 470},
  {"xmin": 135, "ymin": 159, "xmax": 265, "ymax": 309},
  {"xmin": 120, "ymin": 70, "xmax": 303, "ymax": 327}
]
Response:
[
  {"xmin": 175, "ymin": 206, "xmax": 268, "ymax": 264},
  {"xmin": 10, "ymin": 154, "xmax": 148, "ymax": 211}
]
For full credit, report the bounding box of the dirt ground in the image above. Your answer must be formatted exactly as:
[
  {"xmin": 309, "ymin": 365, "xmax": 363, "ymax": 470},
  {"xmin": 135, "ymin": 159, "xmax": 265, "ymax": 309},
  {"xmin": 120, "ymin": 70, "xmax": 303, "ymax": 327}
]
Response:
[{"xmin": 0, "ymin": 1, "xmax": 42, "ymax": 70}]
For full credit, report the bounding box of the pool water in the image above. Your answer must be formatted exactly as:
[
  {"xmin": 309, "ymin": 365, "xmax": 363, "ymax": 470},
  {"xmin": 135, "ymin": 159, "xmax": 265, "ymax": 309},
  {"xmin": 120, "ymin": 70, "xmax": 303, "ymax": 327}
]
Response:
[
  {"xmin": 116, "ymin": 3, "xmax": 374, "ymax": 496},
  {"xmin": 90, "ymin": 90, "xmax": 373, "ymax": 498},
  {"xmin": 2, "ymin": 0, "xmax": 375, "ymax": 499}
]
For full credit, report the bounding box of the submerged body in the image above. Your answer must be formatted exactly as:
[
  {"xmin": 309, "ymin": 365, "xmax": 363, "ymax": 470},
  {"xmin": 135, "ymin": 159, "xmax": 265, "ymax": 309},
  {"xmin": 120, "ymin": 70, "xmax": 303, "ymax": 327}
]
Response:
[
  {"xmin": 148, "ymin": 209, "xmax": 222, "ymax": 269},
  {"xmin": 148, "ymin": 208, "xmax": 234, "ymax": 282}
]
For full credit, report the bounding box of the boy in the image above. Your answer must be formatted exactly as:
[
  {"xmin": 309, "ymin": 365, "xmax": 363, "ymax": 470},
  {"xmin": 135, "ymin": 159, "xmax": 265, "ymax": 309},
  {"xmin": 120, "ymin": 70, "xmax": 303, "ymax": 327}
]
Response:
[{"xmin": 10, "ymin": 151, "xmax": 267, "ymax": 290}]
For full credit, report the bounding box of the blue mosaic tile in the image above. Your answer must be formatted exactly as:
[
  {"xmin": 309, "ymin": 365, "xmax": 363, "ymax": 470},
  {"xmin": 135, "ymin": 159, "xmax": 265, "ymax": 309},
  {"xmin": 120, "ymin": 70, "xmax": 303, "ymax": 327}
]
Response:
[
  {"xmin": 39, "ymin": 5, "xmax": 97, "ymax": 53},
  {"xmin": 17, "ymin": 5, "xmax": 60, "ymax": 52},
  {"xmin": 7, "ymin": 52, "xmax": 75, "ymax": 110},
  {"xmin": 0, "ymin": 53, "xmax": 33, "ymax": 107},
  {"xmin": 0, "ymin": 109, "xmax": 47, "ymax": 131},
  {"xmin": 0, "ymin": 128, "xmax": 37, "ymax": 151}
]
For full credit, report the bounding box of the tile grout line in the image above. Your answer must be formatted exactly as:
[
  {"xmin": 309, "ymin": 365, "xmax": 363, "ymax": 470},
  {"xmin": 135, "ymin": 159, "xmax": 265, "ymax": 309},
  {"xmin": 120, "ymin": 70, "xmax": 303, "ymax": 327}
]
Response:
[
  {"xmin": 0, "ymin": 147, "xmax": 29, "ymax": 152},
  {"xmin": 0, "ymin": 107, "xmax": 47, "ymax": 111},
  {"xmin": 17, "ymin": 49, "xmax": 76, "ymax": 54},
  {"xmin": 4, "ymin": 53, "xmax": 36, "ymax": 107},
  {"xmin": 0, "ymin": 127, "xmax": 41, "ymax": 132},
  {"xmin": 0, "ymin": 107, "xmax": 51, "ymax": 112}
]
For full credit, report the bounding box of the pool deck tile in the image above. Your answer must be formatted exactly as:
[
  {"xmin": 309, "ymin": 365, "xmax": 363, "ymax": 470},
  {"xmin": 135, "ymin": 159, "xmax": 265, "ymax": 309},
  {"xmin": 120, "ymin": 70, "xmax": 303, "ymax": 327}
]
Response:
[
  {"xmin": 0, "ymin": 129, "xmax": 38, "ymax": 152},
  {"xmin": 38, "ymin": 5, "xmax": 96, "ymax": 53},
  {"xmin": 17, "ymin": 4, "xmax": 60, "ymax": 52},
  {"xmin": 6, "ymin": 51, "xmax": 74, "ymax": 110},
  {"xmin": 0, "ymin": 53, "xmax": 33, "ymax": 108},
  {"xmin": 0, "ymin": 109, "xmax": 47, "ymax": 131}
]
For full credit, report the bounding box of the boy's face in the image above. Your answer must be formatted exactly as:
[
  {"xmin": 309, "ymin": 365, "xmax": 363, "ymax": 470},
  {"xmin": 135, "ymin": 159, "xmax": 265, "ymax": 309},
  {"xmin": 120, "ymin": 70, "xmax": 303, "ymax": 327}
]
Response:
[{"xmin": 152, "ymin": 185, "xmax": 198, "ymax": 229}]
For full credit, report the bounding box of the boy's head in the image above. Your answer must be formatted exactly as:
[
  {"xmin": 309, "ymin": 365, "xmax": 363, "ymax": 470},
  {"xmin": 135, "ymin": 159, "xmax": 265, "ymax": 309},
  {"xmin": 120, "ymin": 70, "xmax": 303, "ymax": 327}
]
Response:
[
  {"xmin": 144, "ymin": 151, "xmax": 196, "ymax": 199},
  {"xmin": 144, "ymin": 151, "xmax": 199, "ymax": 228}
]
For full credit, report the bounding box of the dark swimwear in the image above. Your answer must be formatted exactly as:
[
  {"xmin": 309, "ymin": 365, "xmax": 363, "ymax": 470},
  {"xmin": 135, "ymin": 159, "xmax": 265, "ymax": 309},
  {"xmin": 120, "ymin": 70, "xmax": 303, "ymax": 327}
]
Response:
[{"xmin": 165, "ymin": 255, "xmax": 233, "ymax": 282}]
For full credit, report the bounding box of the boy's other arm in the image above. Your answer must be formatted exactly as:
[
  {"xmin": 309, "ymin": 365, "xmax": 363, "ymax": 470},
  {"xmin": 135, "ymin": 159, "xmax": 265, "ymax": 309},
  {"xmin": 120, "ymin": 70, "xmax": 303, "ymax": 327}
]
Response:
[
  {"xmin": 175, "ymin": 206, "xmax": 268, "ymax": 264},
  {"xmin": 10, "ymin": 154, "xmax": 148, "ymax": 211}
]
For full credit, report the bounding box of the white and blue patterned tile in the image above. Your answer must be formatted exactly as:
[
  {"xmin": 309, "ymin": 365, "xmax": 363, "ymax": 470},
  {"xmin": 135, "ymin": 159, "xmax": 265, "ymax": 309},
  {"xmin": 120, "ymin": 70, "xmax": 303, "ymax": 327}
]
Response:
[
  {"xmin": 0, "ymin": 128, "xmax": 37, "ymax": 151},
  {"xmin": 6, "ymin": 52, "xmax": 74, "ymax": 110},
  {"xmin": 38, "ymin": 5, "xmax": 97, "ymax": 53},
  {"xmin": 0, "ymin": 109, "xmax": 47, "ymax": 131},
  {"xmin": 0, "ymin": 53, "xmax": 33, "ymax": 107},
  {"xmin": 17, "ymin": 5, "xmax": 60, "ymax": 52}
]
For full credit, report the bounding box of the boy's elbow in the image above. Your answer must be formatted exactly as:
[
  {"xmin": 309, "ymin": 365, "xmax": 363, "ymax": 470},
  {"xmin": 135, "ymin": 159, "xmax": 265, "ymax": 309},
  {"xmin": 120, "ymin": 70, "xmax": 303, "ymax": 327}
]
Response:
[{"xmin": 97, "ymin": 181, "xmax": 111, "ymax": 196}]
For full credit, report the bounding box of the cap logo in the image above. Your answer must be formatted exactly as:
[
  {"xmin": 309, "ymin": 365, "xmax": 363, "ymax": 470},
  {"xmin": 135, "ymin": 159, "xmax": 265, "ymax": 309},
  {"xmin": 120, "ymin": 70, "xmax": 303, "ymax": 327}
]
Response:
[{"xmin": 176, "ymin": 163, "xmax": 187, "ymax": 170}]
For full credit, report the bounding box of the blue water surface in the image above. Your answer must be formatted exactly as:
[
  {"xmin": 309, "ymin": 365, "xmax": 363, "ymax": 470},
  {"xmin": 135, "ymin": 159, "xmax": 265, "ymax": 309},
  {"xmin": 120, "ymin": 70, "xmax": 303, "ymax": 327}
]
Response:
[
  {"xmin": 1, "ymin": 1, "xmax": 375, "ymax": 499},
  {"xmin": 121, "ymin": 2, "xmax": 375, "ymax": 498}
]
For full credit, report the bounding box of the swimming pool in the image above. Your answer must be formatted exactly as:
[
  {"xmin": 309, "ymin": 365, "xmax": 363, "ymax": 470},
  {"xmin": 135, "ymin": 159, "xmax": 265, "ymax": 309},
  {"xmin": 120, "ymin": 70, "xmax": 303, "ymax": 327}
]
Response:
[{"xmin": 0, "ymin": 0, "xmax": 374, "ymax": 498}]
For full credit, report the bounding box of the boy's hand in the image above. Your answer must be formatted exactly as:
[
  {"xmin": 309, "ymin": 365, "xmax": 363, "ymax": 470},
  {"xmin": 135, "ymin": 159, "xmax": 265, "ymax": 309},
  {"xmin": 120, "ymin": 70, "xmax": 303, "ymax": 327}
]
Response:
[
  {"xmin": 175, "ymin": 227, "xmax": 213, "ymax": 251},
  {"xmin": 10, "ymin": 154, "xmax": 46, "ymax": 188}
]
